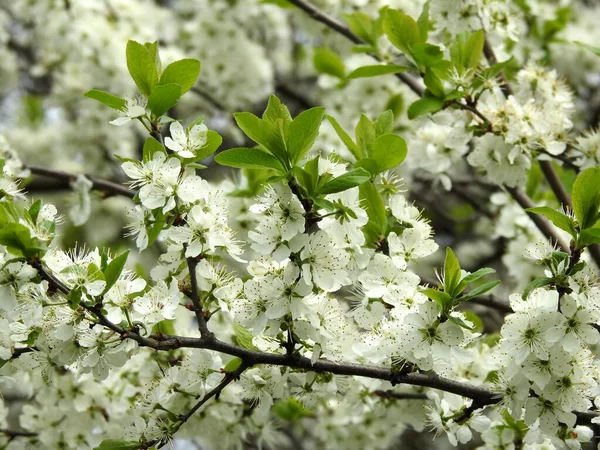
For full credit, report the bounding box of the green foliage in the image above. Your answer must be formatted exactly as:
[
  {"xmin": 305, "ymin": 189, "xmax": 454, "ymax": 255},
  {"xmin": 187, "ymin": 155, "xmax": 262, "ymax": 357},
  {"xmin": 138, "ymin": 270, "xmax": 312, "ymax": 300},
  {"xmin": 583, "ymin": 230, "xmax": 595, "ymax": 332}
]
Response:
[
  {"xmin": 572, "ymin": 167, "xmax": 600, "ymax": 230},
  {"xmin": 316, "ymin": 168, "xmax": 371, "ymax": 195},
  {"xmin": 359, "ymin": 182, "xmax": 388, "ymax": 245},
  {"xmin": 344, "ymin": 12, "xmax": 383, "ymax": 49},
  {"xmin": 126, "ymin": 40, "xmax": 158, "ymax": 96},
  {"xmin": 158, "ymin": 58, "xmax": 201, "ymax": 94},
  {"xmin": 369, "ymin": 134, "xmax": 407, "ymax": 172},
  {"xmin": 272, "ymin": 397, "xmax": 312, "ymax": 421},
  {"xmin": 84, "ymin": 90, "xmax": 126, "ymax": 111},
  {"xmin": 0, "ymin": 223, "xmax": 42, "ymax": 259},
  {"xmin": 407, "ymin": 97, "xmax": 444, "ymax": 119},
  {"xmin": 347, "ymin": 64, "xmax": 415, "ymax": 79},
  {"xmin": 421, "ymin": 248, "xmax": 499, "ymax": 319},
  {"xmin": 325, "ymin": 115, "xmax": 361, "ymax": 160},
  {"xmin": 147, "ymin": 83, "xmax": 182, "ymax": 117},
  {"xmin": 142, "ymin": 137, "xmax": 167, "ymax": 162},
  {"xmin": 383, "ymin": 9, "xmax": 423, "ymax": 55},
  {"xmin": 287, "ymin": 107, "xmax": 326, "ymax": 164},
  {"xmin": 525, "ymin": 206, "xmax": 576, "ymax": 239},
  {"xmin": 233, "ymin": 322, "xmax": 258, "ymax": 350},
  {"xmin": 449, "ymin": 30, "xmax": 485, "ymax": 70},
  {"xmin": 94, "ymin": 440, "xmax": 141, "ymax": 450},
  {"xmin": 313, "ymin": 47, "xmax": 346, "ymax": 79},
  {"xmin": 102, "ymin": 250, "xmax": 129, "ymax": 295},
  {"xmin": 215, "ymin": 148, "xmax": 285, "ymax": 171}
]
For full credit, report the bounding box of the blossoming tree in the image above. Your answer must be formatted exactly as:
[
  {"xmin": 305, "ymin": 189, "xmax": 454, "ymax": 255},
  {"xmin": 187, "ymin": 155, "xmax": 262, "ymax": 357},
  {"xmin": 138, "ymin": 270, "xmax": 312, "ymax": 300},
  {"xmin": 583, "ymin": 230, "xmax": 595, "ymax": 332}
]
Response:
[{"xmin": 1, "ymin": 0, "xmax": 600, "ymax": 449}]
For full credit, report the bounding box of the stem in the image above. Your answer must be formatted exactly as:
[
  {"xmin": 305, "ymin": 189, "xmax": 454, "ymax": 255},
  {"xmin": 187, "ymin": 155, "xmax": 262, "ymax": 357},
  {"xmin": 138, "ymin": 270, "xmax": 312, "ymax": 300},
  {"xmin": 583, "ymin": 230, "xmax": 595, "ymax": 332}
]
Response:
[
  {"xmin": 185, "ymin": 255, "xmax": 213, "ymax": 338},
  {"xmin": 26, "ymin": 165, "xmax": 134, "ymax": 199},
  {"xmin": 287, "ymin": 0, "xmax": 424, "ymax": 97}
]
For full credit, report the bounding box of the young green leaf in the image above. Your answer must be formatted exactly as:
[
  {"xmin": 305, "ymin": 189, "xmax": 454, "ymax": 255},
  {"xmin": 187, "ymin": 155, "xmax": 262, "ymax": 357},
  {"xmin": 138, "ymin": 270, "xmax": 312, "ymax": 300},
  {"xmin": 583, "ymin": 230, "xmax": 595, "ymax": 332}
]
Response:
[
  {"xmin": 407, "ymin": 97, "xmax": 444, "ymax": 119},
  {"xmin": 423, "ymin": 70, "xmax": 445, "ymax": 97},
  {"xmin": 347, "ymin": 64, "xmax": 415, "ymax": 79},
  {"xmin": 460, "ymin": 280, "xmax": 501, "ymax": 302},
  {"xmin": 147, "ymin": 83, "xmax": 182, "ymax": 117},
  {"xmin": 456, "ymin": 268, "xmax": 496, "ymax": 294},
  {"xmin": 84, "ymin": 90, "xmax": 126, "ymax": 111},
  {"xmin": 158, "ymin": 58, "xmax": 201, "ymax": 94},
  {"xmin": 359, "ymin": 181, "xmax": 388, "ymax": 241},
  {"xmin": 313, "ymin": 47, "xmax": 346, "ymax": 79},
  {"xmin": 142, "ymin": 137, "xmax": 167, "ymax": 163},
  {"xmin": 525, "ymin": 206, "xmax": 576, "ymax": 238},
  {"xmin": 522, "ymin": 277, "xmax": 554, "ymax": 300},
  {"xmin": 369, "ymin": 134, "xmax": 407, "ymax": 172},
  {"xmin": 325, "ymin": 115, "xmax": 361, "ymax": 160},
  {"xmin": 345, "ymin": 12, "xmax": 378, "ymax": 46},
  {"xmin": 262, "ymin": 95, "xmax": 293, "ymax": 127},
  {"xmin": 234, "ymin": 322, "xmax": 258, "ymax": 350},
  {"xmin": 443, "ymin": 248, "xmax": 461, "ymax": 297},
  {"xmin": 93, "ymin": 440, "xmax": 141, "ymax": 450},
  {"xmin": 287, "ymin": 107, "xmax": 326, "ymax": 164},
  {"xmin": 355, "ymin": 114, "xmax": 376, "ymax": 157},
  {"xmin": 579, "ymin": 228, "xmax": 600, "ymax": 248},
  {"xmin": 571, "ymin": 167, "xmax": 600, "ymax": 229},
  {"xmin": 317, "ymin": 168, "xmax": 371, "ymax": 195},
  {"xmin": 574, "ymin": 41, "xmax": 600, "ymax": 56},
  {"xmin": 233, "ymin": 112, "xmax": 288, "ymax": 163},
  {"xmin": 103, "ymin": 250, "xmax": 129, "ymax": 295},
  {"xmin": 0, "ymin": 223, "xmax": 40, "ymax": 259},
  {"xmin": 383, "ymin": 9, "xmax": 421, "ymax": 55},
  {"xmin": 421, "ymin": 287, "xmax": 453, "ymax": 312},
  {"xmin": 374, "ymin": 110, "xmax": 394, "ymax": 136},
  {"xmin": 193, "ymin": 131, "xmax": 222, "ymax": 161},
  {"xmin": 215, "ymin": 148, "xmax": 285, "ymax": 171},
  {"xmin": 416, "ymin": 0, "xmax": 431, "ymax": 42},
  {"xmin": 125, "ymin": 40, "xmax": 158, "ymax": 96},
  {"xmin": 450, "ymin": 30, "xmax": 485, "ymax": 70}
]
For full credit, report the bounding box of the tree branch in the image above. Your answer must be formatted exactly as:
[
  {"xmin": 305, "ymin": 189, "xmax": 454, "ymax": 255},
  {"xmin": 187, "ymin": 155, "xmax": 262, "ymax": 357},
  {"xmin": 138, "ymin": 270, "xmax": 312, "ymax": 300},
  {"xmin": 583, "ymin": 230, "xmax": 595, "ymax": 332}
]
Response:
[
  {"xmin": 287, "ymin": 0, "xmax": 424, "ymax": 97},
  {"xmin": 26, "ymin": 165, "xmax": 134, "ymax": 199},
  {"xmin": 185, "ymin": 255, "xmax": 213, "ymax": 338}
]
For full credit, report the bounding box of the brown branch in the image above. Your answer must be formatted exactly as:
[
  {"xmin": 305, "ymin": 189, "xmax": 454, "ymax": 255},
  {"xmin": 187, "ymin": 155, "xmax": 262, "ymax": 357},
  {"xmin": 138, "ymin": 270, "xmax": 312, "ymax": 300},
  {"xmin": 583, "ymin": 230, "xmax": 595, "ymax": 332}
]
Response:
[
  {"xmin": 185, "ymin": 255, "xmax": 213, "ymax": 338},
  {"xmin": 26, "ymin": 165, "xmax": 135, "ymax": 199},
  {"xmin": 373, "ymin": 390, "xmax": 429, "ymax": 400},
  {"xmin": 287, "ymin": 0, "xmax": 424, "ymax": 97},
  {"xmin": 506, "ymin": 186, "xmax": 570, "ymax": 252}
]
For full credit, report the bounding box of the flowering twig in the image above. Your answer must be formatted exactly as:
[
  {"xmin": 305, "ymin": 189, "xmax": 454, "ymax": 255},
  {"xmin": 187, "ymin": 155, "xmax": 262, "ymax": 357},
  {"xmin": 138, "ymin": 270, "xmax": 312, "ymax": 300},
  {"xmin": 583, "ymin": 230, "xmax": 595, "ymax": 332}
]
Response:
[{"xmin": 26, "ymin": 165, "xmax": 135, "ymax": 199}]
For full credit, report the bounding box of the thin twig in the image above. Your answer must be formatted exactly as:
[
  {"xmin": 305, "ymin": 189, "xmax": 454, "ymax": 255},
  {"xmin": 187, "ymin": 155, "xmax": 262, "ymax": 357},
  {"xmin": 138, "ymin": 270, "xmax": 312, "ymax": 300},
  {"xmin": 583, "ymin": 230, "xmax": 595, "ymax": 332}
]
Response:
[
  {"xmin": 373, "ymin": 390, "xmax": 429, "ymax": 400},
  {"xmin": 186, "ymin": 255, "xmax": 213, "ymax": 338},
  {"xmin": 26, "ymin": 165, "xmax": 134, "ymax": 199},
  {"xmin": 287, "ymin": 0, "xmax": 424, "ymax": 97}
]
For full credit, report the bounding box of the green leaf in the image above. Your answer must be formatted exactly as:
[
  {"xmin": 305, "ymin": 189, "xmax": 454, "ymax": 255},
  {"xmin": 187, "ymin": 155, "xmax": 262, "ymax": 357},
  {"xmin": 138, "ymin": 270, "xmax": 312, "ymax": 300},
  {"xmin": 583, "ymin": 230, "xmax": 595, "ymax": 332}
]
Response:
[
  {"xmin": 94, "ymin": 439, "xmax": 140, "ymax": 450},
  {"xmin": 374, "ymin": 110, "xmax": 394, "ymax": 136},
  {"xmin": 461, "ymin": 280, "xmax": 501, "ymax": 302},
  {"xmin": 325, "ymin": 115, "xmax": 361, "ymax": 160},
  {"xmin": 287, "ymin": 107, "xmax": 326, "ymax": 164},
  {"xmin": 144, "ymin": 41, "xmax": 161, "ymax": 75},
  {"xmin": 447, "ymin": 314, "xmax": 476, "ymax": 331},
  {"xmin": 193, "ymin": 131, "xmax": 222, "ymax": 161},
  {"xmin": 347, "ymin": 64, "xmax": 415, "ymax": 79},
  {"xmin": 66, "ymin": 287, "xmax": 82, "ymax": 310},
  {"xmin": 579, "ymin": 228, "xmax": 600, "ymax": 247},
  {"xmin": 345, "ymin": 12, "xmax": 378, "ymax": 46},
  {"xmin": 142, "ymin": 137, "xmax": 167, "ymax": 163},
  {"xmin": 147, "ymin": 83, "xmax": 182, "ymax": 117},
  {"xmin": 84, "ymin": 90, "xmax": 126, "ymax": 111},
  {"xmin": 0, "ymin": 223, "xmax": 39, "ymax": 259},
  {"xmin": 313, "ymin": 47, "xmax": 346, "ymax": 79},
  {"xmin": 103, "ymin": 251, "xmax": 129, "ymax": 295},
  {"xmin": 423, "ymin": 70, "xmax": 445, "ymax": 98},
  {"xmin": 354, "ymin": 158, "xmax": 379, "ymax": 177},
  {"xmin": 359, "ymin": 182, "xmax": 387, "ymax": 242},
  {"xmin": 416, "ymin": 1, "xmax": 431, "ymax": 42},
  {"xmin": 317, "ymin": 168, "xmax": 371, "ymax": 195},
  {"xmin": 224, "ymin": 357, "xmax": 243, "ymax": 372},
  {"xmin": 355, "ymin": 114, "xmax": 376, "ymax": 157},
  {"xmin": 272, "ymin": 397, "xmax": 312, "ymax": 422},
  {"xmin": 525, "ymin": 206, "xmax": 576, "ymax": 238},
  {"xmin": 383, "ymin": 9, "xmax": 421, "ymax": 55},
  {"xmin": 572, "ymin": 167, "xmax": 600, "ymax": 229},
  {"xmin": 522, "ymin": 277, "xmax": 554, "ymax": 300},
  {"xmin": 262, "ymin": 95, "xmax": 292, "ymax": 127},
  {"xmin": 450, "ymin": 30, "xmax": 485, "ymax": 70},
  {"xmin": 27, "ymin": 200, "xmax": 42, "ymax": 224},
  {"xmin": 147, "ymin": 212, "xmax": 165, "ymax": 247},
  {"xmin": 369, "ymin": 134, "xmax": 407, "ymax": 172},
  {"xmin": 215, "ymin": 148, "xmax": 285, "ymax": 171},
  {"xmin": 125, "ymin": 40, "xmax": 158, "ymax": 96},
  {"xmin": 456, "ymin": 268, "xmax": 496, "ymax": 294},
  {"xmin": 574, "ymin": 41, "xmax": 600, "ymax": 56},
  {"xmin": 411, "ymin": 43, "xmax": 444, "ymax": 69},
  {"xmin": 421, "ymin": 288, "xmax": 452, "ymax": 312},
  {"xmin": 233, "ymin": 112, "xmax": 288, "ymax": 164},
  {"xmin": 407, "ymin": 97, "xmax": 444, "ymax": 119},
  {"xmin": 158, "ymin": 58, "xmax": 201, "ymax": 94},
  {"xmin": 234, "ymin": 322, "xmax": 258, "ymax": 350},
  {"xmin": 443, "ymin": 248, "xmax": 461, "ymax": 297}
]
